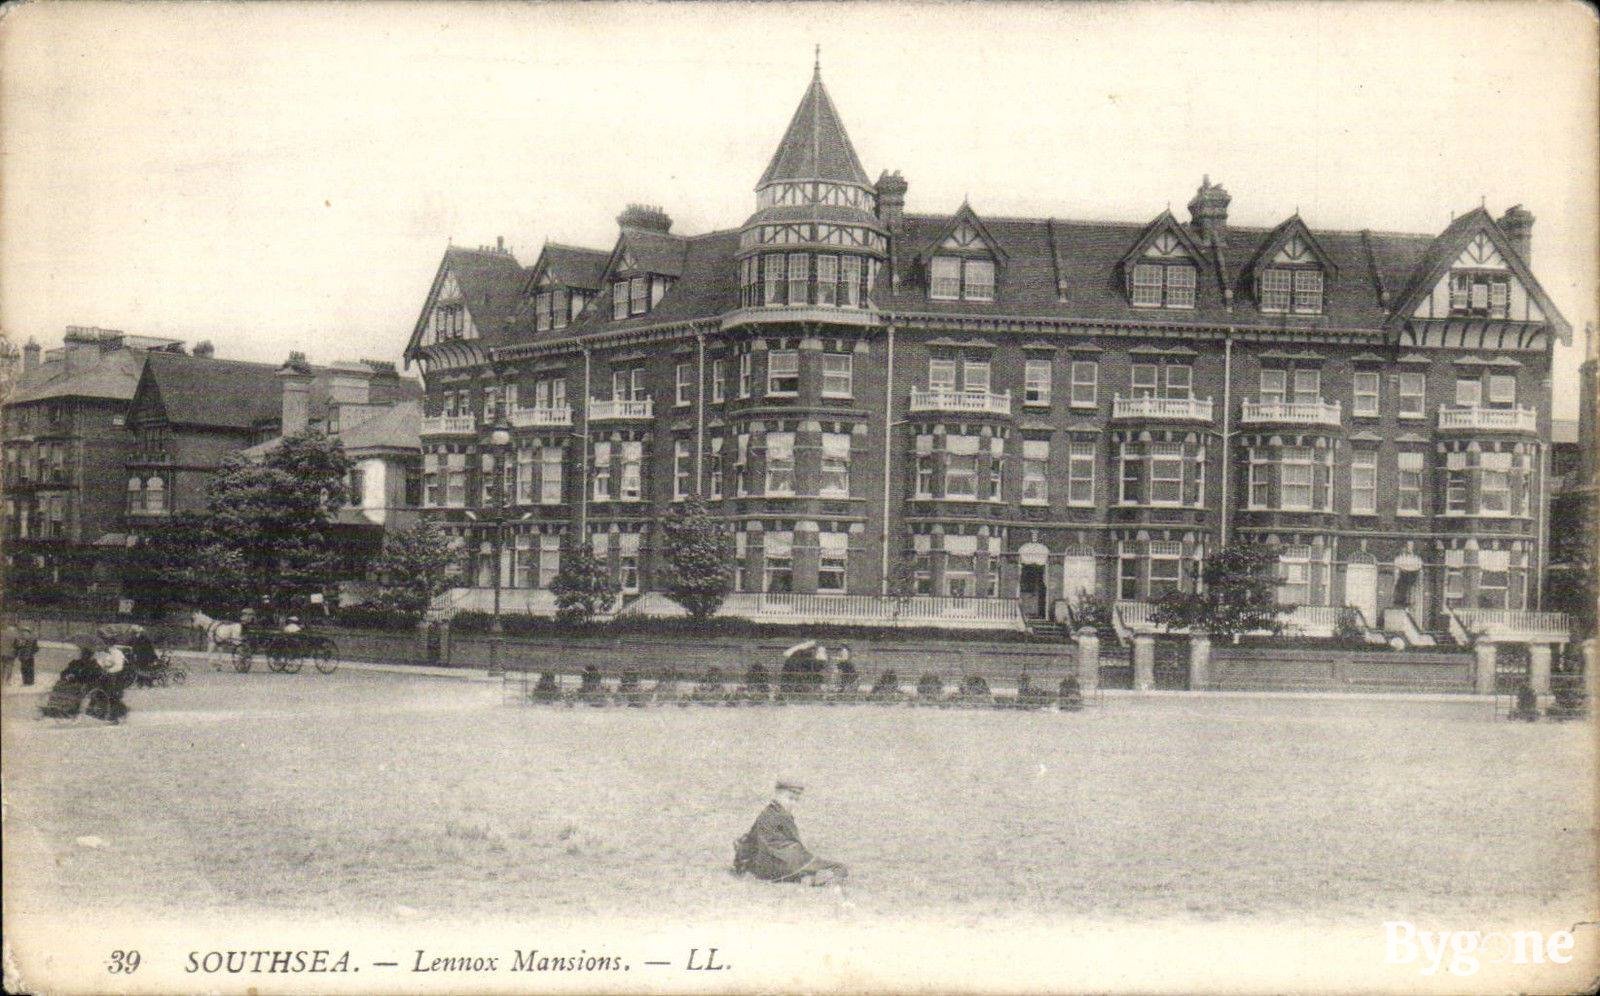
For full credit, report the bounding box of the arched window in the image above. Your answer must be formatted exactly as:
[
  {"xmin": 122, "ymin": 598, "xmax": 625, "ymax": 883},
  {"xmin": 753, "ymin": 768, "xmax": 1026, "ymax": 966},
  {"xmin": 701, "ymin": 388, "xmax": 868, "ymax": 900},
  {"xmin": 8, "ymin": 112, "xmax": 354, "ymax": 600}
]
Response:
[
  {"xmin": 127, "ymin": 476, "xmax": 143, "ymax": 513},
  {"xmin": 145, "ymin": 476, "xmax": 166, "ymax": 514}
]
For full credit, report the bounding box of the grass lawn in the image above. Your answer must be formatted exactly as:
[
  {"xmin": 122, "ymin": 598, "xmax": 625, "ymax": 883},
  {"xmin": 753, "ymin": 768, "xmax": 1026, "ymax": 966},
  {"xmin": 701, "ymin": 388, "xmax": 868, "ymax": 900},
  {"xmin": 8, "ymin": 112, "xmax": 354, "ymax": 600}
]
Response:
[{"xmin": 3, "ymin": 648, "xmax": 1594, "ymax": 932}]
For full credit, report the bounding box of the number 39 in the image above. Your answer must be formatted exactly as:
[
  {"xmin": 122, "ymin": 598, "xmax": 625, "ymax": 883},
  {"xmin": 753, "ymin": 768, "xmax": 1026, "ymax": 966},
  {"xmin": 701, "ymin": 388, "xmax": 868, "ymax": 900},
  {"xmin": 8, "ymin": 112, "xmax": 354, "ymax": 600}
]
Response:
[{"xmin": 107, "ymin": 950, "xmax": 141, "ymax": 974}]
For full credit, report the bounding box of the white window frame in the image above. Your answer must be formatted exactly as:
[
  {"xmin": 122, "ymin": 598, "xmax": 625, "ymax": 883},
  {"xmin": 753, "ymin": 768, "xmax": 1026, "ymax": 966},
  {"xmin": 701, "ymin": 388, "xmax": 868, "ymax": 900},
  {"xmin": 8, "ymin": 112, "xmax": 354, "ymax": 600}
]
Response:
[
  {"xmin": 619, "ymin": 441, "xmax": 642, "ymax": 502},
  {"xmin": 612, "ymin": 281, "xmax": 629, "ymax": 321},
  {"xmin": 765, "ymin": 432, "xmax": 795, "ymax": 495},
  {"xmin": 540, "ymin": 446, "xmax": 562, "ymax": 505},
  {"xmin": 1292, "ymin": 369, "xmax": 1321, "ymax": 405},
  {"xmin": 820, "ymin": 432, "xmax": 851, "ymax": 497},
  {"xmin": 1068, "ymin": 441, "xmax": 1095, "ymax": 506},
  {"xmin": 787, "ymin": 253, "xmax": 808, "ymax": 306},
  {"xmin": 1350, "ymin": 450, "xmax": 1377, "ymax": 515},
  {"xmin": 1149, "ymin": 442, "xmax": 1185, "ymax": 506},
  {"xmin": 1021, "ymin": 439, "xmax": 1049, "ymax": 505},
  {"xmin": 1070, "ymin": 361, "xmax": 1098, "ymax": 407},
  {"xmin": 1281, "ymin": 446, "xmax": 1314, "ymax": 511},
  {"xmin": 1165, "ymin": 364, "xmax": 1193, "ymax": 400},
  {"xmin": 767, "ymin": 349, "xmax": 799, "ymax": 396},
  {"xmin": 1352, "ymin": 371, "xmax": 1380, "ymax": 417},
  {"xmin": 963, "ymin": 259, "xmax": 996, "ymax": 302},
  {"xmin": 962, "ymin": 360, "xmax": 991, "ymax": 395},
  {"xmin": 738, "ymin": 353, "xmax": 752, "ymax": 397},
  {"xmin": 817, "ymin": 532, "xmax": 848, "ymax": 594},
  {"xmin": 1024, "ymin": 359, "xmax": 1052, "ymax": 406},
  {"xmin": 1292, "ymin": 269, "xmax": 1323, "ymax": 314},
  {"xmin": 1397, "ymin": 450, "xmax": 1424, "ymax": 515},
  {"xmin": 928, "ymin": 358, "xmax": 957, "ymax": 393},
  {"xmin": 931, "ymin": 256, "xmax": 962, "ymax": 300},
  {"xmin": 1260, "ymin": 268, "xmax": 1293, "ymax": 312},
  {"xmin": 592, "ymin": 441, "xmax": 611, "ymax": 501},
  {"xmin": 1488, "ymin": 374, "xmax": 1517, "ymax": 405},
  {"xmin": 1397, "ymin": 372, "xmax": 1426, "ymax": 417},
  {"xmin": 763, "ymin": 531, "xmax": 794, "ymax": 593},
  {"xmin": 675, "ymin": 362, "xmax": 693, "ymax": 407},
  {"xmin": 711, "ymin": 358, "xmax": 726, "ymax": 403},
  {"xmin": 822, "ymin": 353, "xmax": 853, "ymax": 399},
  {"xmin": 673, "ymin": 440, "xmax": 692, "ymax": 500},
  {"xmin": 816, "ymin": 254, "xmax": 839, "ymax": 307},
  {"xmin": 1131, "ymin": 363, "xmax": 1159, "ymax": 399}
]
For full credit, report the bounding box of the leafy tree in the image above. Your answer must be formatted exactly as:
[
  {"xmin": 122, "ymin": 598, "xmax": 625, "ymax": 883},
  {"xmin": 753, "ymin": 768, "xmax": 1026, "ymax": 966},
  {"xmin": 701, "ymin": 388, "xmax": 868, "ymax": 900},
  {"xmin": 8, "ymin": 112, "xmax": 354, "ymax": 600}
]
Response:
[
  {"xmin": 119, "ymin": 511, "xmax": 249, "ymax": 614},
  {"xmin": 550, "ymin": 545, "xmax": 619, "ymax": 624},
  {"xmin": 368, "ymin": 519, "xmax": 457, "ymax": 618},
  {"xmin": 656, "ymin": 494, "xmax": 733, "ymax": 619},
  {"xmin": 203, "ymin": 431, "xmax": 351, "ymax": 610},
  {"xmin": 1546, "ymin": 489, "xmax": 1596, "ymax": 638},
  {"xmin": 1149, "ymin": 543, "xmax": 1286, "ymax": 644}
]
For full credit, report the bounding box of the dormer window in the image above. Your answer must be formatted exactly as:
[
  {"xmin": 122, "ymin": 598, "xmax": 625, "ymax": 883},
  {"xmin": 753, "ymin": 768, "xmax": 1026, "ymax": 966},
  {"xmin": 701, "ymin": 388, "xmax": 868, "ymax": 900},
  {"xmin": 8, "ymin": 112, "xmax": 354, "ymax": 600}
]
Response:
[
  {"xmin": 611, "ymin": 275, "xmax": 663, "ymax": 320},
  {"xmin": 1260, "ymin": 267, "xmax": 1323, "ymax": 314},
  {"xmin": 1449, "ymin": 272, "xmax": 1510, "ymax": 318},
  {"xmin": 930, "ymin": 256, "xmax": 996, "ymax": 302},
  {"xmin": 534, "ymin": 288, "xmax": 569, "ymax": 332},
  {"xmin": 1131, "ymin": 263, "xmax": 1195, "ymax": 309}
]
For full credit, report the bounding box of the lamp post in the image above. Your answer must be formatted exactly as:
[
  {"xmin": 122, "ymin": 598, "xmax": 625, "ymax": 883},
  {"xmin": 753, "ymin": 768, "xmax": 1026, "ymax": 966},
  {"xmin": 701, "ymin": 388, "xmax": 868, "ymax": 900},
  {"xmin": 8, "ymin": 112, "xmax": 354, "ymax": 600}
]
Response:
[{"xmin": 487, "ymin": 417, "xmax": 512, "ymax": 673}]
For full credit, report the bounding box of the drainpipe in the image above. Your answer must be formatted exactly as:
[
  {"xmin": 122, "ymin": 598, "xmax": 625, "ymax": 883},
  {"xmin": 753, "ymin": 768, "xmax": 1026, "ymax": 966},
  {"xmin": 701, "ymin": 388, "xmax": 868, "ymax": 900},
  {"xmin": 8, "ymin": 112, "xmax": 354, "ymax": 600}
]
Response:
[
  {"xmin": 1534, "ymin": 438, "xmax": 1549, "ymax": 610},
  {"xmin": 879, "ymin": 318, "xmax": 896, "ymax": 596},
  {"xmin": 578, "ymin": 347, "xmax": 591, "ymax": 536},
  {"xmin": 695, "ymin": 330, "xmax": 706, "ymax": 483},
  {"xmin": 1219, "ymin": 333, "xmax": 1234, "ymax": 546}
]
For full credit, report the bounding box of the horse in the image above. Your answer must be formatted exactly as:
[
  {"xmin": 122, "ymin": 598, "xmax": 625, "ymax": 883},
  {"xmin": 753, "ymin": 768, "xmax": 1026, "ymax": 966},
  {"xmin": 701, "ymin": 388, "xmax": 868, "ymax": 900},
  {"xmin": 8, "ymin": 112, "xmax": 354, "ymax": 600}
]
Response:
[{"xmin": 190, "ymin": 609, "xmax": 243, "ymax": 653}]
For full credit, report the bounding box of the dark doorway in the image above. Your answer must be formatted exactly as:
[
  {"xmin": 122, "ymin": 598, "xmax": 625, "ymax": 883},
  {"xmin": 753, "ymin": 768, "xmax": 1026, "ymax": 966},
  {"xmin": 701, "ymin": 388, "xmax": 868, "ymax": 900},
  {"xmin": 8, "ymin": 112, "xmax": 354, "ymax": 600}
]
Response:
[{"xmin": 1020, "ymin": 564, "xmax": 1047, "ymax": 618}]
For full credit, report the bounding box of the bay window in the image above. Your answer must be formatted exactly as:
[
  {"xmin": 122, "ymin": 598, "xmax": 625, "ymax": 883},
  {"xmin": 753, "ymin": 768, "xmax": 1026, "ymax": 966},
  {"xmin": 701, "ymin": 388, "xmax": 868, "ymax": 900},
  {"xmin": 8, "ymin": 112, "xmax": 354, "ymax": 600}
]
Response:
[
  {"xmin": 709, "ymin": 438, "xmax": 724, "ymax": 499},
  {"xmin": 1281, "ymin": 447, "xmax": 1314, "ymax": 510},
  {"xmin": 764, "ymin": 256, "xmax": 783, "ymax": 305},
  {"xmin": 841, "ymin": 256, "xmax": 861, "ymax": 307},
  {"xmin": 1476, "ymin": 549, "xmax": 1509, "ymax": 609},
  {"xmin": 620, "ymin": 441, "xmax": 642, "ymax": 501},
  {"xmin": 1150, "ymin": 443, "xmax": 1184, "ymax": 505},
  {"xmin": 538, "ymin": 535, "xmax": 561, "ymax": 588},
  {"xmin": 516, "ymin": 448, "xmax": 535, "ymax": 504},
  {"xmin": 787, "ymin": 253, "xmax": 808, "ymax": 305},
  {"xmin": 767, "ymin": 350, "xmax": 799, "ymax": 395},
  {"xmin": 711, "ymin": 358, "xmax": 726, "ymax": 403},
  {"xmin": 821, "ymin": 433, "xmax": 851, "ymax": 497},
  {"xmin": 765, "ymin": 433, "xmax": 794, "ymax": 494},
  {"xmin": 764, "ymin": 532, "xmax": 794, "ymax": 593},
  {"xmin": 816, "ymin": 255, "xmax": 839, "ymax": 306},
  {"xmin": 945, "ymin": 435, "xmax": 979, "ymax": 498},
  {"xmin": 1480, "ymin": 451, "xmax": 1511, "ymax": 514},
  {"xmin": 818, "ymin": 532, "xmax": 848, "ymax": 593},
  {"xmin": 540, "ymin": 446, "xmax": 563, "ymax": 504},
  {"xmin": 445, "ymin": 453, "xmax": 467, "ymax": 507},
  {"xmin": 1148, "ymin": 541, "xmax": 1183, "ymax": 598}
]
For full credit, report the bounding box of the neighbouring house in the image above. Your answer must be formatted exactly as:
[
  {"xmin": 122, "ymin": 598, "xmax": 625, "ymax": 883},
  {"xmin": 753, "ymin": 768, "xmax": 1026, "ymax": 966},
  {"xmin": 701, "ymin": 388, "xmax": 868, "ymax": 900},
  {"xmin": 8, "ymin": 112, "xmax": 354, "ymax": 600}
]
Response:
[
  {"xmin": 400, "ymin": 62, "xmax": 1572, "ymax": 644},
  {"xmin": 1, "ymin": 326, "xmax": 186, "ymax": 603}
]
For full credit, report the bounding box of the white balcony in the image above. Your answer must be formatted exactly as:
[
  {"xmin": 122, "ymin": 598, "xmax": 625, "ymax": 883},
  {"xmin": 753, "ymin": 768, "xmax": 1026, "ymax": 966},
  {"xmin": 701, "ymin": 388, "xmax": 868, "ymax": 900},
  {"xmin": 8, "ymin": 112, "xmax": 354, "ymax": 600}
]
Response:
[
  {"xmin": 1239, "ymin": 399, "xmax": 1342, "ymax": 427},
  {"xmin": 1436, "ymin": 405, "xmax": 1538, "ymax": 434},
  {"xmin": 508, "ymin": 406, "xmax": 573, "ymax": 429},
  {"xmin": 909, "ymin": 388, "xmax": 1012, "ymax": 415},
  {"xmin": 420, "ymin": 414, "xmax": 478, "ymax": 436},
  {"xmin": 1449, "ymin": 608, "xmax": 1569, "ymax": 644},
  {"xmin": 1111, "ymin": 395, "xmax": 1215, "ymax": 422},
  {"xmin": 588, "ymin": 397, "xmax": 654, "ymax": 421}
]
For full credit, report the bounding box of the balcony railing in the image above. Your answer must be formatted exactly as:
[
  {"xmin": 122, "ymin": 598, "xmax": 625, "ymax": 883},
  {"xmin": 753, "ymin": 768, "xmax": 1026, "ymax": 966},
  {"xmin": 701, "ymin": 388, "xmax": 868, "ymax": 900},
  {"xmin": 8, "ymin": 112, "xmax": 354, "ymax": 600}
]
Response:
[
  {"xmin": 1239, "ymin": 399, "xmax": 1342, "ymax": 427},
  {"xmin": 588, "ymin": 398, "xmax": 654, "ymax": 421},
  {"xmin": 1111, "ymin": 395, "xmax": 1215, "ymax": 422},
  {"xmin": 420, "ymin": 414, "xmax": 478, "ymax": 436},
  {"xmin": 909, "ymin": 388, "xmax": 1012, "ymax": 415},
  {"xmin": 1449, "ymin": 608, "xmax": 1569, "ymax": 643},
  {"xmin": 508, "ymin": 406, "xmax": 573, "ymax": 429},
  {"xmin": 1436, "ymin": 405, "xmax": 1538, "ymax": 433}
]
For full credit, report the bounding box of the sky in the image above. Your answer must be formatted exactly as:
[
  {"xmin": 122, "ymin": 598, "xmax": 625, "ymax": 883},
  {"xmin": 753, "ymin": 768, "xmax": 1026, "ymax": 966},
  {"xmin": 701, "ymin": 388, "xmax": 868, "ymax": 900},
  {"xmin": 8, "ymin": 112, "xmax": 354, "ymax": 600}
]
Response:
[{"xmin": 1, "ymin": 2, "xmax": 1595, "ymax": 413}]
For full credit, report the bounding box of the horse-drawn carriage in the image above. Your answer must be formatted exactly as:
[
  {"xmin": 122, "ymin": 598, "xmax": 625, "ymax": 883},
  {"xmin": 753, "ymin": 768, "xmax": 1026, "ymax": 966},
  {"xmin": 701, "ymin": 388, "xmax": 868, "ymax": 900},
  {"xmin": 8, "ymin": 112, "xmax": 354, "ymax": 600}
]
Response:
[{"xmin": 192, "ymin": 610, "xmax": 338, "ymax": 674}]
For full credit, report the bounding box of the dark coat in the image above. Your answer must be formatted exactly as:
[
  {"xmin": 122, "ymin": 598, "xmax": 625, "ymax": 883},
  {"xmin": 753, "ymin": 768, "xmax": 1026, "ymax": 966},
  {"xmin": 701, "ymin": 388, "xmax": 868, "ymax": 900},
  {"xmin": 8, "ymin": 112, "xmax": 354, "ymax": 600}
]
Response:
[
  {"xmin": 13, "ymin": 634, "xmax": 38, "ymax": 662},
  {"xmin": 735, "ymin": 801, "xmax": 814, "ymax": 881}
]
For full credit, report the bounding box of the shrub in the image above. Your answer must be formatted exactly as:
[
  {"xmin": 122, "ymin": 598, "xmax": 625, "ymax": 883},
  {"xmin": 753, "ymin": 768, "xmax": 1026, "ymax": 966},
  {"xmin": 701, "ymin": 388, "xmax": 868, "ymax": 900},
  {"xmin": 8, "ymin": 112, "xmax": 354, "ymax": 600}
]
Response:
[
  {"xmin": 869, "ymin": 669, "xmax": 901, "ymax": 700},
  {"xmin": 917, "ymin": 672, "xmax": 945, "ymax": 700}
]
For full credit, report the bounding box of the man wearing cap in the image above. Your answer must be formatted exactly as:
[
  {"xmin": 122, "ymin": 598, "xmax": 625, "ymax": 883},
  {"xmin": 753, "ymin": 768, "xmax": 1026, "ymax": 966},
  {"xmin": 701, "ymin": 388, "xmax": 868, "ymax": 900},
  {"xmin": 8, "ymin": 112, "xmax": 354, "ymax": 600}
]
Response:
[{"xmin": 733, "ymin": 779, "xmax": 848, "ymax": 886}]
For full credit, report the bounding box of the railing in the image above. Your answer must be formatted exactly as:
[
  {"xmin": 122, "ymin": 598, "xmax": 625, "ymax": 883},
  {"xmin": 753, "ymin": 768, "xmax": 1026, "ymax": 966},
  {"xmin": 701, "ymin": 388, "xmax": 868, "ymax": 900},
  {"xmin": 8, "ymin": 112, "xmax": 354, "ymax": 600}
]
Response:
[
  {"xmin": 508, "ymin": 406, "xmax": 573, "ymax": 429},
  {"xmin": 1436, "ymin": 406, "xmax": 1538, "ymax": 433},
  {"xmin": 1239, "ymin": 399, "xmax": 1342, "ymax": 426},
  {"xmin": 420, "ymin": 414, "xmax": 478, "ymax": 436},
  {"xmin": 588, "ymin": 398, "xmax": 654, "ymax": 421},
  {"xmin": 1450, "ymin": 608, "xmax": 1570, "ymax": 642},
  {"xmin": 1111, "ymin": 395, "xmax": 1215, "ymax": 421},
  {"xmin": 1280, "ymin": 605, "xmax": 1347, "ymax": 637},
  {"xmin": 909, "ymin": 388, "xmax": 1013, "ymax": 415},
  {"xmin": 717, "ymin": 592, "xmax": 1025, "ymax": 631}
]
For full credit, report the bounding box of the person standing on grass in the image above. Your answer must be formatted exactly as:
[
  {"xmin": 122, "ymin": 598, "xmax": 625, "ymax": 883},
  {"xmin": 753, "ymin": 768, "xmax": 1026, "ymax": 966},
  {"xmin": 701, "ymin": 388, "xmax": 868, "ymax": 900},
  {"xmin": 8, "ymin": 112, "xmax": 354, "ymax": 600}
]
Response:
[{"xmin": 734, "ymin": 779, "xmax": 848, "ymax": 886}]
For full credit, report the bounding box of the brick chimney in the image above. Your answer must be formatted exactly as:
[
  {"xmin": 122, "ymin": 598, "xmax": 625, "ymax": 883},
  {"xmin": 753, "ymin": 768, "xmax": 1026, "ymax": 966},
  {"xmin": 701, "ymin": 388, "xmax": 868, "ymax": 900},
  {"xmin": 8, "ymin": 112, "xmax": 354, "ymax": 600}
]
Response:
[
  {"xmin": 616, "ymin": 204, "xmax": 673, "ymax": 232},
  {"xmin": 276, "ymin": 351, "xmax": 315, "ymax": 438},
  {"xmin": 1188, "ymin": 175, "xmax": 1231, "ymax": 243},
  {"xmin": 22, "ymin": 338, "xmax": 39, "ymax": 377},
  {"xmin": 876, "ymin": 170, "xmax": 907, "ymax": 240},
  {"xmin": 1499, "ymin": 204, "xmax": 1534, "ymax": 264}
]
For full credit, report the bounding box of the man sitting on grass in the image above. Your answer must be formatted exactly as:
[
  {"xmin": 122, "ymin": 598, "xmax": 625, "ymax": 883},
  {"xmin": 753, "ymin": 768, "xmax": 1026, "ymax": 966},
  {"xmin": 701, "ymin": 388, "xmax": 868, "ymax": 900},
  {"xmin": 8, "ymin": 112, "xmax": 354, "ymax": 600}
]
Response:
[{"xmin": 733, "ymin": 779, "xmax": 848, "ymax": 886}]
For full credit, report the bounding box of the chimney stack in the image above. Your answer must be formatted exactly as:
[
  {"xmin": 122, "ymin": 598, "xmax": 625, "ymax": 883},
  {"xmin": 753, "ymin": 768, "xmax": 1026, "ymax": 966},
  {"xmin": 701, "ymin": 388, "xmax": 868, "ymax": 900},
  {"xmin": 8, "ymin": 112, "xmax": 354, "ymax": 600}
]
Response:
[
  {"xmin": 1188, "ymin": 175, "xmax": 1231, "ymax": 243},
  {"xmin": 616, "ymin": 204, "xmax": 673, "ymax": 233},
  {"xmin": 1499, "ymin": 204, "xmax": 1534, "ymax": 264},
  {"xmin": 192, "ymin": 340, "xmax": 215, "ymax": 358},
  {"xmin": 22, "ymin": 338, "xmax": 40, "ymax": 377},
  {"xmin": 876, "ymin": 170, "xmax": 907, "ymax": 241},
  {"xmin": 276, "ymin": 351, "xmax": 315, "ymax": 438}
]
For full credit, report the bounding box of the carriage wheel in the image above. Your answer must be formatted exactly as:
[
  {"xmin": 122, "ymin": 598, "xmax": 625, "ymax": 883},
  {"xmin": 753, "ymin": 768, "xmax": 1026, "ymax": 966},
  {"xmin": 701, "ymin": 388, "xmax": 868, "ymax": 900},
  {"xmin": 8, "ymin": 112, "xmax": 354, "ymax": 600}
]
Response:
[
  {"xmin": 232, "ymin": 644, "xmax": 253, "ymax": 673},
  {"xmin": 312, "ymin": 641, "xmax": 337, "ymax": 674},
  {"xmin": 278, "ymin": 651, "xmax": 304, "ymax": 675},
  {"xmin": 171, "ymin": 666, "xmax": 188, "ymax": 686}
]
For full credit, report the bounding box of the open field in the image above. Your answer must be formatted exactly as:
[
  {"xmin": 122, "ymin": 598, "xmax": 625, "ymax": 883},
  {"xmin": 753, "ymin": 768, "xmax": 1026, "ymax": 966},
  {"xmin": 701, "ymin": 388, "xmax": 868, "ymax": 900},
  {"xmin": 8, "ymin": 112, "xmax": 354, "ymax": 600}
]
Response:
[{"xmin": 3, "ymin": 648, "xmax": 1594, "ymax": 932}]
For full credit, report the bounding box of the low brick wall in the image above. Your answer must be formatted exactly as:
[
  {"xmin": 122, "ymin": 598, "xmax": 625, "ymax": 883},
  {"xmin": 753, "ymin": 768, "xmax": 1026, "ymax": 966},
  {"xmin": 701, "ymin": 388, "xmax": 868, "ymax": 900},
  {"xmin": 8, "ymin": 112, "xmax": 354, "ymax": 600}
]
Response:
[{"xmin": 1207, "ymin": 647, "xmax": 1475, "ymax": 693}]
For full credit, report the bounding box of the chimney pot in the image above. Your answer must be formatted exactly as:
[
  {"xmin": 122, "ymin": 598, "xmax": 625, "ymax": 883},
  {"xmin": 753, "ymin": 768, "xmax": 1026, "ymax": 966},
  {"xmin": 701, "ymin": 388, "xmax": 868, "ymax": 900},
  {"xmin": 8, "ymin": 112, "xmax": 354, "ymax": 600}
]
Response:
[{"xmin": 22, "ymin": 338, "xmax": 40, "ymax": 376}]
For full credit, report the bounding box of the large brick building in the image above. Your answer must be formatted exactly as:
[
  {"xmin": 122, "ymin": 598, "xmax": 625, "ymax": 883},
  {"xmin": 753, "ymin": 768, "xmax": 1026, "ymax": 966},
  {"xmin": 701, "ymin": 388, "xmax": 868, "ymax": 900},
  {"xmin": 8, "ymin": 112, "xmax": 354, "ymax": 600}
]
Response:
[{"xmin": 404, "ymin": 65, "xmax": 1571, "ymax": 639}]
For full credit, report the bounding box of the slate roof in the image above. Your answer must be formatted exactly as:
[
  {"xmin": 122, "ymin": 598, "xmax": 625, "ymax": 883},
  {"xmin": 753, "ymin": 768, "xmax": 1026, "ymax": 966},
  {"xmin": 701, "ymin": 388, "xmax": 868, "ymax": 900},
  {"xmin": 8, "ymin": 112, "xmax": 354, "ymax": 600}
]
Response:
[
  {"xmin": 135, "ymin": 351, "xmax": 288, "ymax": 429},
  {"xmin": 445, "ymin": 246, "xmax": 528, "ymax": 340},
  {"xmin": 553, "ymin": 229, "xmax": 741, "ymax": 338},
  {"xmin": 540, "ymin": 243, "xmax": 609, "ymax": 290},
  {"xmin": 616, "ymin": 227, "xmax": 689, "ymax": 278},
  {"xmin": 242, "ymin": 399, "xmax": 420, "ymax": 457},
  {"xmin": 757, "ymin": 67, "xmax": 871, "ymax": 188},
  {"xmin": 6, "ymin": 350, "xmax": 145, "ymax": 406}
]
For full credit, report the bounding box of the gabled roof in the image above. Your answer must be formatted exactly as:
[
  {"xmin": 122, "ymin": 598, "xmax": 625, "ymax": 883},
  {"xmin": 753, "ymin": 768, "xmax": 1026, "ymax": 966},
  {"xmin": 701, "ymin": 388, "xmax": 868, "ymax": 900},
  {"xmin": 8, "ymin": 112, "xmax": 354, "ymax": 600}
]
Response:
[
  {"xmin": 1242, "ymin": 215, "xmax": 1339, "ymax": 278},
  {"xmin": 530, "ymin": 242, "xmax": 609, "ymax": 292},
  {"xmin": 1385, "ymin": 206, "xmax": 1570, "ymax": 340},
  {"xmin": 563, "ymin": 229, "xmax": 741, "ymax": 335},
  {"xmin": 6, "ymin": 350, "xmax": 145, "ymax": 406},
  {"xmin": 613, "ymin": 227, "xmax": 688, "ymax": 278},
  {"xmin": 242, "ymin": 399, "xmax": 420, "ymax": 458},
  {"xmin": 133, "ymin": 351, "xmax": 287, "ymax": 430},
  {"xmin": 1117, "ymin": 210, "xmax": 1207, "ymax": 272},
  {"xmin": 756, "ymin": 66, "xmax": 871, "ymax": 189},
  {"xmin": 405, "ymin": 245, "xmax": 528, "ymax": 357},
  {"xmin": 922, "ymin": 202, "xmax": 1010, "ymax": 263}
]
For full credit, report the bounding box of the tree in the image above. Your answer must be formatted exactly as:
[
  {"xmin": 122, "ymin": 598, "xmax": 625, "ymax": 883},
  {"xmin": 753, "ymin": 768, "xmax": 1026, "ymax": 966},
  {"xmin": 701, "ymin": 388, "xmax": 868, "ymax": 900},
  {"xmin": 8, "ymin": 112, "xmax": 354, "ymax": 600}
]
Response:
[
  {"xmin": 203, "ymin": 430, "xmax": 351, "ymax": 610},
  {"xmin": 119, "ymin": 511, "xmax": 249, "ymax": 614},
  {"xmin": 1546, "ymin": 489, "xmax": 1596, "ymax": 638},
  {"xmin": 656, "ymin": 494, "xmax": 733, "ymax": 619},
  {"xmin": 368, "ymin": 519, "xmax": 457, "ymax": 618},
  {"xmin": 1149, "ymin": 543, "xmax": 1286, "ymax": 644},
  {"xmin": 550, "ymin": 545, "xmax": 619, "ymax": 624}
]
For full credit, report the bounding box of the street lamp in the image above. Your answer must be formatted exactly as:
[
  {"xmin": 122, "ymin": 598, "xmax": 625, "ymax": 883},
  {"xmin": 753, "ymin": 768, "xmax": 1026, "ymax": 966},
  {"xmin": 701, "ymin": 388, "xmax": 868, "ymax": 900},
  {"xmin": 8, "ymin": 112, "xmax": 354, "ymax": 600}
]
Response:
[{"xmin": 487, "ymin": 417, "xmax": 513, "ymax": 673}]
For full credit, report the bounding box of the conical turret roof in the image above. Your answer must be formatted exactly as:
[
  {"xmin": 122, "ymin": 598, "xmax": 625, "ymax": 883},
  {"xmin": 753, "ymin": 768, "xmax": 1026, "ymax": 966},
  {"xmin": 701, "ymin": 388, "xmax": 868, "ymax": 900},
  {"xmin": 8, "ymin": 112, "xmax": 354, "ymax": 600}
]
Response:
[{"xmin": 757, "ymin": 65, "xmax": 871, "ymax": 189}]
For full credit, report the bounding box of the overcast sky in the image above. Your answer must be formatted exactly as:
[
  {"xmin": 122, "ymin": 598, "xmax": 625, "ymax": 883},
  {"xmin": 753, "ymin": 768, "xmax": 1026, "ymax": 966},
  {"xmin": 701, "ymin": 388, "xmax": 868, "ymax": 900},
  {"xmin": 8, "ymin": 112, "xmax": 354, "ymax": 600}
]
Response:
[{"xmin": 2, "ymin": 2, "xmax": 1595, "ymax": 413}]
